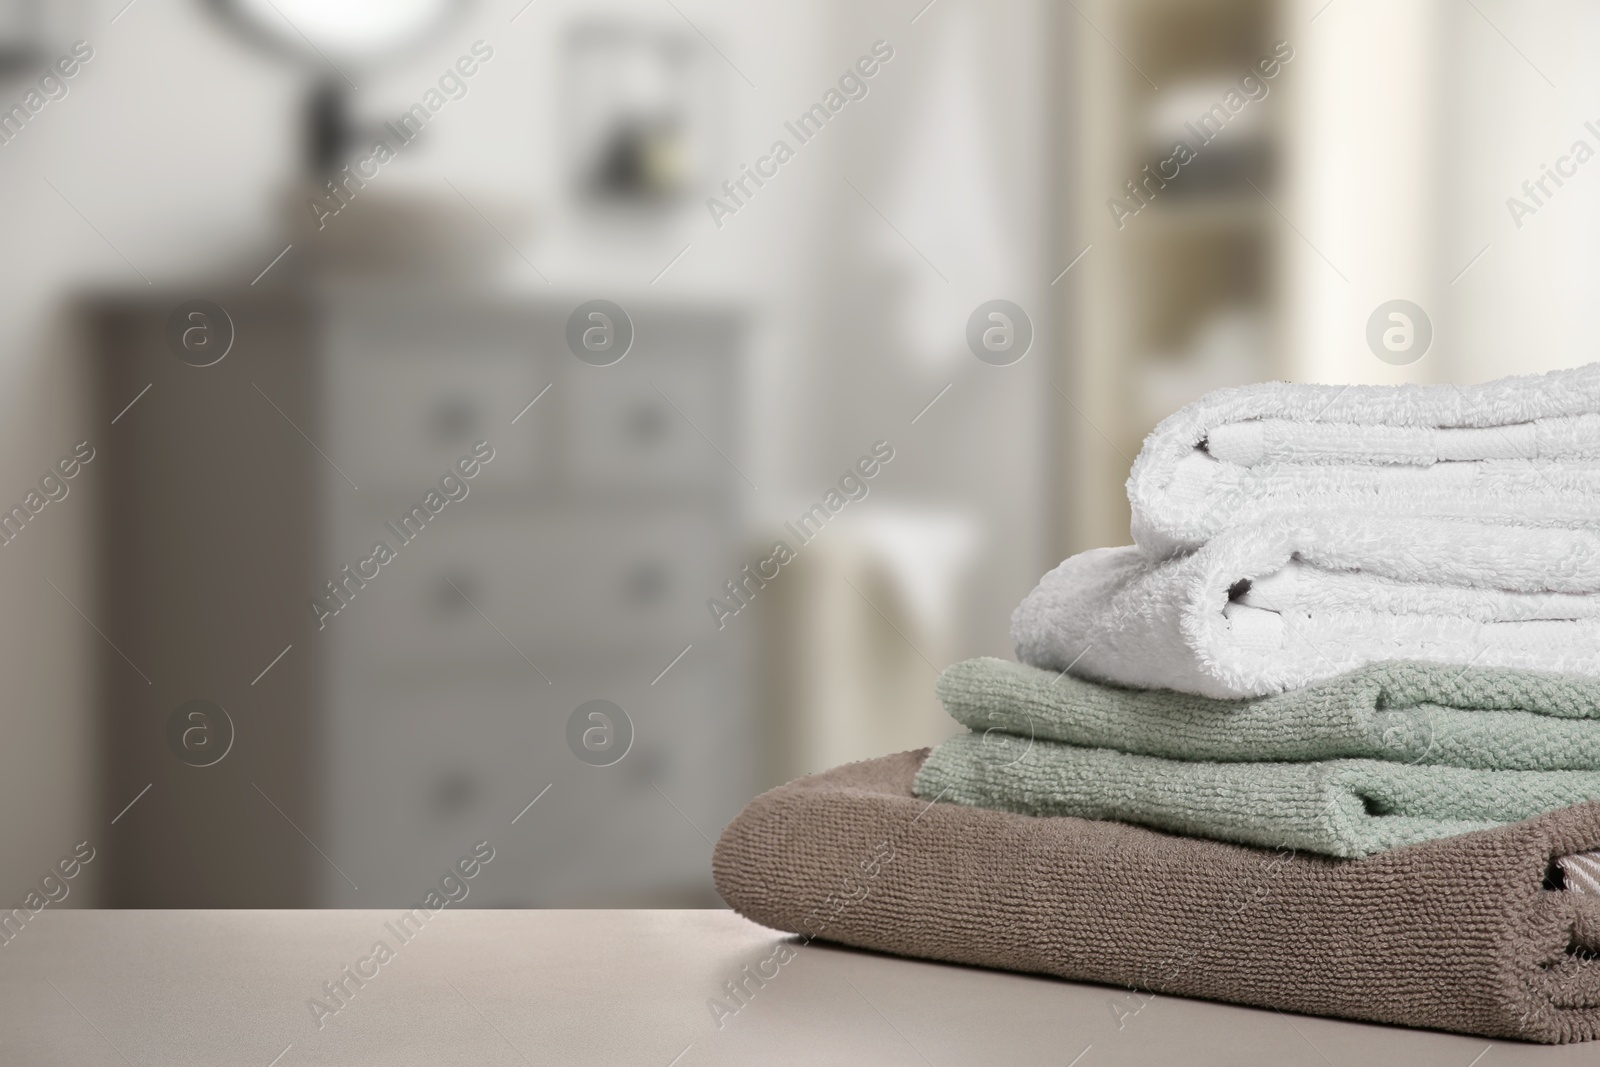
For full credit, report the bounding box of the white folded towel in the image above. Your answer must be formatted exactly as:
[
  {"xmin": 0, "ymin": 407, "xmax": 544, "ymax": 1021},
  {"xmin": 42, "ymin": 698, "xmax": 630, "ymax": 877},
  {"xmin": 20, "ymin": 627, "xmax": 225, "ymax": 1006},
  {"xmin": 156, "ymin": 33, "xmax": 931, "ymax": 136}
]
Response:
[
  {"xmin": 1127, "ymin": 362, "xmax": 1600, "ymax": 557},
  {"xmin": 1012, "ymin": 516, "xmax": 1600, "ymax": 699}
]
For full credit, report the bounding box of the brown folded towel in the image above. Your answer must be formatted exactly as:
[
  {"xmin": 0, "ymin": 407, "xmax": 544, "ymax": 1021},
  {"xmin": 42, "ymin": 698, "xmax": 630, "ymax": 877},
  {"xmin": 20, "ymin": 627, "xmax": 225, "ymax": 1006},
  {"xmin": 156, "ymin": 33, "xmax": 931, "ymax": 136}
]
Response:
[{"xmin": 712, "ymin": 749, "xmax": 1600, "ymax": 1043}]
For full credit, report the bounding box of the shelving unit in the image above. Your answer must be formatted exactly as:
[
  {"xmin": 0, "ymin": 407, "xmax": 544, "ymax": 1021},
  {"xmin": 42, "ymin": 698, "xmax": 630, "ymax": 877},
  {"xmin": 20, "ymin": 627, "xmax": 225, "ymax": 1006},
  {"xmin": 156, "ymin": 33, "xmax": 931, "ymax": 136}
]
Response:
[{"xmin": 1064, "ymin": 0, "xmax": 1291, "ymax": 552}]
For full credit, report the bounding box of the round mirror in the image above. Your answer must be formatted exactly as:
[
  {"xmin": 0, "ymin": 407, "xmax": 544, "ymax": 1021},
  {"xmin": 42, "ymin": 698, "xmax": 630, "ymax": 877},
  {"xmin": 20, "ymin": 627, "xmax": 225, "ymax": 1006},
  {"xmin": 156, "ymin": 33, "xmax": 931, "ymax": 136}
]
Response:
[{"xmin": 210, "ymin": 0, "xmax": 467, "ymax": 69}]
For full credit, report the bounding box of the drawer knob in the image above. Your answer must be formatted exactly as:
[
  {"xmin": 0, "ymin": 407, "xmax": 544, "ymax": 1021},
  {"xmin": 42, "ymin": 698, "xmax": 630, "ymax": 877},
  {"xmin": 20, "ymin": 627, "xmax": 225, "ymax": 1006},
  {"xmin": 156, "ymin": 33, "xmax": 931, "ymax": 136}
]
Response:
[
  {"xmin": 623, "ymin": 561, "xmax": 670, "ymax": 604},
  {"xmin": 625, "ymin": 402, "xmax": 669, "ymax": 445},
  {"xmin": 434, "ymin": 573, "xmax": 478, "ymax": 613},
  {"xmin": 432, "ymin": 396, "xmax": 483, "ymax": 441}
]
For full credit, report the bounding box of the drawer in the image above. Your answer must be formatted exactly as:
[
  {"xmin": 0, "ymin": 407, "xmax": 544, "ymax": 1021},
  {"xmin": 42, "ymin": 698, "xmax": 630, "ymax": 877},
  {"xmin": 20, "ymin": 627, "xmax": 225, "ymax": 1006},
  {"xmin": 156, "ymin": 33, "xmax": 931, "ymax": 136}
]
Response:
[
  {"xmin": 322, "ymin": 304, "xmax": 555, "ymax": 493},
  {"xmin": 320, "ymin": 658, "xmax": 750, "ymax": 905},
  {"xmin": 321, "ymin": 670, "xmax": 548, "ymax": 903},
  {"xmin": 335, "ymin": 508, "xmax": 734, "ymax": 665},
  {"xmin": 559, "ymin": 315, "xmax": 740, "ymax": 490}
]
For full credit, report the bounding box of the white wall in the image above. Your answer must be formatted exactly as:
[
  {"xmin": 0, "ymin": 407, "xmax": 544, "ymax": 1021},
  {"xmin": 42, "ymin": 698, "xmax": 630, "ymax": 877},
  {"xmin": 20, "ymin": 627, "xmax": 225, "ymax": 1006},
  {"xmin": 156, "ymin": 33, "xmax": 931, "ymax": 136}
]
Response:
[
  {"xmin": 1286, "ymin": 0, "xmax": 1600, "ymax": 386},
  {"xmin": 0, "ymin": 0, "xmax": 1056, "ymax": 901},
  {"xmin": 1285, "ymin": 0, "xmax": 1448, "ymax": 384},
  {"xmin": 1442, "ymin": 0, "xmax": 1600, "ymax": 382}
]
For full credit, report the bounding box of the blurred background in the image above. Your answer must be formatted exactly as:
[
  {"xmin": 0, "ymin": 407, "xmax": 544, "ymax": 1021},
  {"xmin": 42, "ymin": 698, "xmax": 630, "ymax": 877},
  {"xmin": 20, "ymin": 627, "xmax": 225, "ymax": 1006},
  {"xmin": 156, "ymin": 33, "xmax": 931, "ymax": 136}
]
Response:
[{"xmin": 0, "ymin": 0, "xmax": 1592, "ymax": 908}]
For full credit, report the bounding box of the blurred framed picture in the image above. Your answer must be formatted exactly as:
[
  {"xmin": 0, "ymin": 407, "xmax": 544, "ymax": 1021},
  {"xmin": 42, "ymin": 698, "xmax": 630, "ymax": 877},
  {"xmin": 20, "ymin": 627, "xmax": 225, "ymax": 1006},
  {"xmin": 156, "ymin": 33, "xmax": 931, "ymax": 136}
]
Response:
[
  {"xmin": 562, "ymin": 18, "xmax": 715, "ymax": 212},
  {"xmin": 0, "ymin": 0, "xmax": 43, "ymax": 74},
  {"xmin": 0, "ymin": 0, "xmax": 92, "ymax": 77}
]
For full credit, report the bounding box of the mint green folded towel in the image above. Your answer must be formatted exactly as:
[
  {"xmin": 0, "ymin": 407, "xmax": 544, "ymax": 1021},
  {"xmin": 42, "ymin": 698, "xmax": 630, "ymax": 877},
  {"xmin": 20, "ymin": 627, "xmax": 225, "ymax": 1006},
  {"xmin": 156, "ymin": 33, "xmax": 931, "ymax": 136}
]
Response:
[
  {"xmin": 914, "ymin": 732, "xmax": 1600, "ymax": 857},
  {"xmin": 939, "ymin": 657, "xmax": 1600, "ymax": 771}
]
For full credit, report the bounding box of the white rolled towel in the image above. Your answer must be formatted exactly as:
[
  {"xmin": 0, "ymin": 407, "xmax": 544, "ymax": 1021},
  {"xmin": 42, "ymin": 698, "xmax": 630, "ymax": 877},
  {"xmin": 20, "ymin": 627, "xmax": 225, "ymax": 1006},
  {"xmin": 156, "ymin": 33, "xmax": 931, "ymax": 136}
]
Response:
[
  {"xmin": 1012, "ymin": 516, "xmax": 1600, "ymax": 699},
  {"xmin": 1127, "ymin": 362, "xmax": 1600, "ymax": 558}
]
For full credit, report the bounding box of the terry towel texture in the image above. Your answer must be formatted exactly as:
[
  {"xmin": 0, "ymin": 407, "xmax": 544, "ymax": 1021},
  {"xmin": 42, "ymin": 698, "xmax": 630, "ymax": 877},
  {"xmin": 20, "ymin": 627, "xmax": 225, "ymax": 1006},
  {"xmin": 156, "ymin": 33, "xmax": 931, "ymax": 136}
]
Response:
[
  {"xmin": 712, "ymin": 750, "xmax": 1600, "ymax": 1043},
  {"xmin": 1012, "ymin": 517, "xmax": 1600, "ymax": 698},
  {"xmin": 1127, "ymin": 362, "xmax": 1600, "ymax": 557},
  {"xmin": 914, "ymin": 732, "xmax": 1600, "ymax": 857},
  {"xmin": 941, "ymin": 657, "xmax": 1600, "ymax": 770}
]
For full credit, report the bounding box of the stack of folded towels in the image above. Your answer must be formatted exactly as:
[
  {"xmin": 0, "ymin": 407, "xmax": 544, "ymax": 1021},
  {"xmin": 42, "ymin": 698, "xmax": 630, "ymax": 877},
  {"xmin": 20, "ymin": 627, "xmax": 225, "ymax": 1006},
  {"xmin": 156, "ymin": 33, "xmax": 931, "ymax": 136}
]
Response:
[{"xmin": 715, "ymin": 365, "xmax": 1600, "ymax": 1043}]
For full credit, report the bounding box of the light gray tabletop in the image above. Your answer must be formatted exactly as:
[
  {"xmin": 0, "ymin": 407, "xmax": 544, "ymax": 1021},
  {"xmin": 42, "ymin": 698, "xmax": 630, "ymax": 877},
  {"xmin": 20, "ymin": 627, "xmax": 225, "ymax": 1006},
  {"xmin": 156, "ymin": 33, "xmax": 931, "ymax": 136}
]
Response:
[{"xmin": 0, "ymin": 909, "xmax": 1589, "ymax": 1065}]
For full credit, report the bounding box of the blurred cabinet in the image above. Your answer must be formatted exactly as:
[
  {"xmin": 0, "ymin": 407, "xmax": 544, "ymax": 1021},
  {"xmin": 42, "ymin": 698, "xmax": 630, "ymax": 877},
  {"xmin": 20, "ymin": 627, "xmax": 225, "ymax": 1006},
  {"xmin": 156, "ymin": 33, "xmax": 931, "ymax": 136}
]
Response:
[
  {"xmin": 91, "ymin": 283, "xmax": 751, "ymax": 907},
  {"xmin": 90, "ymin": 293, "xmax": 321, "ymax": 906},
  {"xmin": 316, "ymin": 290, "xmax": 751, "ymax": 907}
]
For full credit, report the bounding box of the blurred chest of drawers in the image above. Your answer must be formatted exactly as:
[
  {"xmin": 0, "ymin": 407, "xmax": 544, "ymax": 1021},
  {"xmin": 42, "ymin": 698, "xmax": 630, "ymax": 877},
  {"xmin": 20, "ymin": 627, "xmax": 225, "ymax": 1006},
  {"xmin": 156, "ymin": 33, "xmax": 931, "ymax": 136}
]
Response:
[
  {"xmin": 318, "ymin": 292, "xmax": 742, "ymax": 661},
  {"xmin": 91, "ymin": 283, "xmax": 752, "ymax": 907},
  {"xmin": 316, "ymin": 288, "xmax": 752, "ymax": 906}
]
